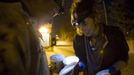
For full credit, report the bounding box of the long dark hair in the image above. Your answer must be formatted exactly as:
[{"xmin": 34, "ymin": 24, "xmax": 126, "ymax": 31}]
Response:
[
  {"xmin": 71, "ymin": 0, "xmax": 104, "ymax": 33},
  {"xmin": 71, "ymin": 0, "xmax": 95, "ymax": 22}
]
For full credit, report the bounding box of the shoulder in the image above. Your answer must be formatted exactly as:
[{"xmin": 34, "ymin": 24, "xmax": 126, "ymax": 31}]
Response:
[
  {"xmin": 73, "ymin": 35, "xmax": 85, "ymax": 47},
  {"xmin": 103, "ymin": 25, "xmax": 124, "ymax": 38},
  {"xmin": 104, "ymin": 25, "xmax": 121, "ymax": 32},
  {"xmin": 73, "ymin": 34, "xmax": 85, "ymax": 42},
  {"xmin": 104, "ymin": 25, "xmax": 129, "ymax": 50}
]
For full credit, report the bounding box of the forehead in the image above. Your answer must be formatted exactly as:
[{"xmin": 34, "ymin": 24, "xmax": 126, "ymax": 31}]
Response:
[
  {"xmin": 78, "ymin": 17, "xmax": 95, "ymax": 27},
  {"xmin": 84, "ymin": 17, "xmax": 94, "ymax": 23},
  {"xmin": 73, "ymin": 13, "xmax": 78, "ymax": 19},
  {"xmin": 72, "ymin": 11, "xmax": 92, "ymax": 24}
]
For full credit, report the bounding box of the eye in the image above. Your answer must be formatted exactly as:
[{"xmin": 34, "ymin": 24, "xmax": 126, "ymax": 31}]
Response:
[{"xmin": 80, "ymin": 21, "xmax": 87, "ymax": 26}]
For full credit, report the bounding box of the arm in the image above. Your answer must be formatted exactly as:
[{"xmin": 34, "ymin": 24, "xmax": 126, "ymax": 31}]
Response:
[
  {"xmin": 112, "ymin": 61, "xmax": 127, "ymax": 71},
  {"xmin": 96, "ymin": 27, "xmax": 129, "ymax": 75},
  {"xmin": 73, "ymin": 35, "xmax": 86, "ymax": 71},
  {"xmin": 73, "ymin": 35, "xmax": 85, "ymax": 62},
  {"xmin": 0, "ymin": 27, "xmax": 27, "ymax": 75},
  {"xmin": 113, "ymin": 27, "xmax": 129, "ymax": 71}
]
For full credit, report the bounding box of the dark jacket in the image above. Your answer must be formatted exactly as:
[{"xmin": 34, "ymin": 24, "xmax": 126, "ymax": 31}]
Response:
[{"xmin": 73, "ymin": 25, "xmax": 129, "ymax": 75}]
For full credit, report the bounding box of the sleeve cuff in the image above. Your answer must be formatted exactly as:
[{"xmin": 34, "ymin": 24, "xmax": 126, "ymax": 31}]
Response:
[{"xmin": 107, "ymin": 66, "xmax": 116, "ymax": 73}]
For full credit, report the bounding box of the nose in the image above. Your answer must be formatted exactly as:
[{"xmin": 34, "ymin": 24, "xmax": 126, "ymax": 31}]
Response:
[{"xmin": 81, "ymin": 26, "xmax": 89, "ymax": 33}]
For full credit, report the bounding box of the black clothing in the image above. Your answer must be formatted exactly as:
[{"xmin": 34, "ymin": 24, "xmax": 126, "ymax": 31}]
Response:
[
  {"xmin": 0, "ymin": 0, "xmax": 19, "ymax": 3},
  {"xmin": 73, "ymin": 25, "xmax": 129, "ymax": 75}
]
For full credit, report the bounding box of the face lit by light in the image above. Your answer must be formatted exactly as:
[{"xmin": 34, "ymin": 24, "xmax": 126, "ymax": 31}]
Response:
[{"xmin": 77, "ymin": 17, "xmax": 98, "ymax": 37}]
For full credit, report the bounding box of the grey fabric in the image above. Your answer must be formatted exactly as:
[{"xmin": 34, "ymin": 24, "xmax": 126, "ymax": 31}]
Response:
[{"xmin": 0, "ymin": 2, "xmax": 49, "ymax": 75}]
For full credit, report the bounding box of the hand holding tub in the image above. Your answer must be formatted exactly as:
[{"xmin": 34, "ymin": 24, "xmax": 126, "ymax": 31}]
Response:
[
  {"xmin": 78, "ymin": 61, "xmax": 85, "ymax": 70},
  {"xmin": 59, "ymin": 56, "xmax": 79, "ymax": 75},
  {"xmin": 96, "ymin": 69, "xmax": 110, "ymax": 75},
  {"xmin": 96, "ymin": 66, "xmax": 116, "ymax": 75}
]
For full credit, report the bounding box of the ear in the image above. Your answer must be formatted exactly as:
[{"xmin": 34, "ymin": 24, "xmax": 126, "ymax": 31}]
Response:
[
  {"xmin": 73, "ymin": 0, "xmax": 81, "ymax": 3},
  {"xmin": 76, "ymin": 27, "xmax": 83, "ymax": 36}
]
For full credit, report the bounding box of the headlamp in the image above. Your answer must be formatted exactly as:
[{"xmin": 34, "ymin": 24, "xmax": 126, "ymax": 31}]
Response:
[
  {"xmin": 72, "ymin": 11, "xmax": 89, "ymax": 27},
  {"xmin": 72, "ymin": 17, "xmax": 87, "ymax": 27},
  {"xmin": 72, "ymin": 19, "xmax": 79, "ymax": 27}
]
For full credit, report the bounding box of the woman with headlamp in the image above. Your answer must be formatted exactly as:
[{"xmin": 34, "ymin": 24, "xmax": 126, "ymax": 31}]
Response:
[{"xmin": 71, "ymin": 0, "xmax": 129, "ymax": 75}]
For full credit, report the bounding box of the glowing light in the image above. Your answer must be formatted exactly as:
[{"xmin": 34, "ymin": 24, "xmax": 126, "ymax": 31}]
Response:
[
  {"xmin": 39, "ymin": 26, "xmax": 48, "ymax": 33},
  {"xmin": 38, "ymin": 23, "xmax": 52, "ymax": 47}
]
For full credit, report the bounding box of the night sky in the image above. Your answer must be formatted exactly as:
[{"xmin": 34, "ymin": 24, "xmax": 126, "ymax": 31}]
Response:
[{"xmin": 22, "ymin": 0, "xmax": 133, "ymax": 38}]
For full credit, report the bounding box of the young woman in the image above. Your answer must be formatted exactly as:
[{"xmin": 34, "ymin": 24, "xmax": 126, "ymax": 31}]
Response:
[{"xmin": 71, "ymin": 0, "xmax": 129, "ymax": 75}]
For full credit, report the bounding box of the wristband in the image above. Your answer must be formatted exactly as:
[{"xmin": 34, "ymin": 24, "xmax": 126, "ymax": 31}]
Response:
[
  {"xmin": 78, "ymin": 62, "xmax": 85, "ymax": 70},
  {"xmin": 107, "ymin": 66, "xmax": 116, "ymax": 73}
]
